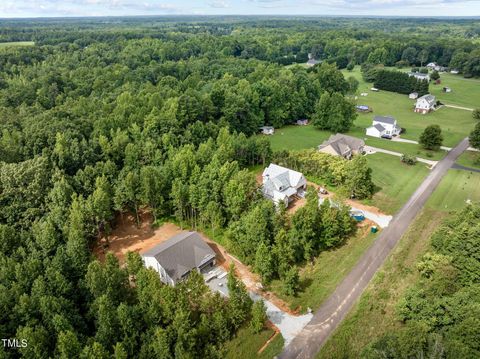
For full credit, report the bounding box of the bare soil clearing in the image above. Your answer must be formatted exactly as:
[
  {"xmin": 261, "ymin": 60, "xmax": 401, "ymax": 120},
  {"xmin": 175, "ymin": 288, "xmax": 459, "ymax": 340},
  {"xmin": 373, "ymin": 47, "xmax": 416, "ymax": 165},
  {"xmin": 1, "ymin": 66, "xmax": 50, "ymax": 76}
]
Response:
[{"xmin": 94, "ymin": 211, "xmax": 182, "ymax": 263}]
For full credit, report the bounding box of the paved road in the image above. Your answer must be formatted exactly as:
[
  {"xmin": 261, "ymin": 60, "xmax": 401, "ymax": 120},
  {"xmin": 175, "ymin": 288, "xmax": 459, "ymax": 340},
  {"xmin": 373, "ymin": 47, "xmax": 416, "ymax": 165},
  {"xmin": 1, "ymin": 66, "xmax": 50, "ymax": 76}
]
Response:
[{"xmin": 279, "ymin": 138, "xmax": 471, "ymax": 359}]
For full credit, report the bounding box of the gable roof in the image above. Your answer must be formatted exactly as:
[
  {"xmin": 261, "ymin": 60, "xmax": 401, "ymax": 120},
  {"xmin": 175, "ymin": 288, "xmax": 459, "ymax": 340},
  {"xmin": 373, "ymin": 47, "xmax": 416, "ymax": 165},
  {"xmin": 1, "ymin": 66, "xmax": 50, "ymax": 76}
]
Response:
[
  {"xmin": 373, "ymin": 123, "xmax": 385, "ymax": 132},
  {"xmin": 142, "ymin": 232, "xmax": 215, "ymax": 283},
  {"xmin": 417, "ymin": 94, "xmax": 436, "ymax": 105},
  {"xmin": 318, "ymin": 134, "xmax": 365, "ymax": 156},
  {"xmin": 262, "ymin": 164, "xmax": 304, "ymax": 189},
  {"xmin": 373, "ymin": 116, "xmax": 396, "ymax": 125}
]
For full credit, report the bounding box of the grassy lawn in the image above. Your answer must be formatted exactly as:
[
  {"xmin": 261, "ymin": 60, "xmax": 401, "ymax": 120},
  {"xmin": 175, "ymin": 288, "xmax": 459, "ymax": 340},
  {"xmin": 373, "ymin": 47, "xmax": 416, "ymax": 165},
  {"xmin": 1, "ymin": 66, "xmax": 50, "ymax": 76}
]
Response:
[
  {"xmin": 455, "ymin": 150, "xmax": 480, "ymax": 170},
  {"xmin": 426, "ymin": 169, "xmax": 480, "ymax": 211},
  {"xmin": 342, "ymin": 66, "xmax": 476, "ymax": 148},
  {"xmin": 429, "ymin": 73, "xmax": 480, "ymax": 109},
  {"xmin": 224, "ymin": 326, "xmax": 284, "ymax": 359},
  {"xmin": 269, "ymin": 226, "xmax": 377, "ymax": 313},
  {"xmin": 266, "ymin": 124, "xmax": 445, "ymax": 160},
  {"xmin": 317, "ymin": 209, "xmax": 447, "ymax": 359},
  {"xmin": 0, "ymin": 41, "xmax": 35, "ymax": 48},
  {"xmin": 267, "ymin": 125, "xmax": 331, "ymax": 151},
  {"xmin": 362, "ymin": 153, "xmax": 430, "ymax": 214}
]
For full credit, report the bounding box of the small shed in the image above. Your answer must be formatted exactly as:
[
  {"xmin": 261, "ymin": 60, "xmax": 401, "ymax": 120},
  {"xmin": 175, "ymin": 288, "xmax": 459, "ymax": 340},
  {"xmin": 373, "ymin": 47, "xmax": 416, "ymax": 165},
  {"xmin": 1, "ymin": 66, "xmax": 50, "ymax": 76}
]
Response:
[
  {"xmin": 370, "ymin": 87, "xmax": 379, "ymax": 92},
  {"xmin": 260, "ymin": 126, "xmax": 274, "ymax": 135},
  {"xmin": 443, "ymin": 86, "xmax": 452, "ymax": 93},
  {"xmin": 409, "ymin": 92, "xmax": 418, "ymax": 100},
  {"xmin": 296, "ymin": 119, "xmax": 309, "ymax": 126},
  {"xmin": 360, "ymin": 92, "xmax": 368, "ymax": 97}
]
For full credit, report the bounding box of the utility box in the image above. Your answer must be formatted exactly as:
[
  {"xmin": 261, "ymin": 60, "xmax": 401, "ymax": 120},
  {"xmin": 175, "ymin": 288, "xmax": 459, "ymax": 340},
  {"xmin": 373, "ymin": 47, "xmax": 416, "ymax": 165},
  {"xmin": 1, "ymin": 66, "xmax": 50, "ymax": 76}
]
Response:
[{"xmin": 371, "ymin": 226, "xmax": 378, "ymax": 233}]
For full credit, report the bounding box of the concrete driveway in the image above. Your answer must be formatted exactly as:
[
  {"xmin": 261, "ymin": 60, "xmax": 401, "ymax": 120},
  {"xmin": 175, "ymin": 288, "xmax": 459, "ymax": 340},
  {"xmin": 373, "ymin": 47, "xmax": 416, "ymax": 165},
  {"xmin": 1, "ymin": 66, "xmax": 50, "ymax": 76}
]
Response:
[
  {"xmin": 250, "ymin": 292, "xmax": 313, "ymax": 346},
  {"xmin": 364, "ymin": 145, "xmax": 438, "ymax": 167},
  {"xmin": 319, "ymin": 197, "xmax": 392, "ymax": 228},
  {"xmin": 279, "ymin": 138, "xmax": 471, "ymax": 359}
]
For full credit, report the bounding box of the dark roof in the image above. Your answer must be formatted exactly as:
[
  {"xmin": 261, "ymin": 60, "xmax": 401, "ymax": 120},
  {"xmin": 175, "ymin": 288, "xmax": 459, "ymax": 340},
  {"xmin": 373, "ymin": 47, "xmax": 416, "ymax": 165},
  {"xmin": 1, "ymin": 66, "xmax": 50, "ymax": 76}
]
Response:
[
  {"xmin": 373, "ymin": 116, "xmax": 395, "ymax": 125},
  {"xmin": 142, "ymin": 232, "xmax": 215, "ymax": 283},
  {"xmin": 374, "ymin": 124, "xmax": 385, "ymax": 132}
]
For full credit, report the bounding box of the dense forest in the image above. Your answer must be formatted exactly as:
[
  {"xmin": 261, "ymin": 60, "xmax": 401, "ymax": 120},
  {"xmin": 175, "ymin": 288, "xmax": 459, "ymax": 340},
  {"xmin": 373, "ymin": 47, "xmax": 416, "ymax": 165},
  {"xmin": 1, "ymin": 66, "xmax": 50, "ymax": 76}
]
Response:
[{"xmin": 0, "ymin": 17, "xmax": 479, "ymax": 358}]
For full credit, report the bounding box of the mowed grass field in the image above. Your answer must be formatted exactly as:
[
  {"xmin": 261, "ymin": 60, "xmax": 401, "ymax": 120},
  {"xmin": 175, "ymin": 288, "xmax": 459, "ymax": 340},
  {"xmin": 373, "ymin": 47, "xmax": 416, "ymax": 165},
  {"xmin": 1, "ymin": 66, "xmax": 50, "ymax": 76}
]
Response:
[
  {"xmin": 426, "ymin": 169, "xmax": 480, "ymax": 211},
  {"xmin": 268, "ymin": 227, "xmax": 378, "ymax": 313},
  {"xmin": 429, "ymin": 73, "xmax": 480, "ymax": 109},
  {"xmin": 456, "ymin": 150, "xmax": 480, "ymax": 170},
  {"xmin": 343, "ymin": 66, "xmax": 476, "ymax": 148},
  {"xmin": 267, "ymin": 124, "xmax": 445, "ymax": 160},
  {"xmin": 362, "ymin": 153, "xmax": 430, "ymax": 214},
  {"xmin": 0, "ymin": 41, "xmax": 35, "ymax": 48},
  {"xmin": 317, "ymin": 209, "xmax": 448, "ymax": 359}
]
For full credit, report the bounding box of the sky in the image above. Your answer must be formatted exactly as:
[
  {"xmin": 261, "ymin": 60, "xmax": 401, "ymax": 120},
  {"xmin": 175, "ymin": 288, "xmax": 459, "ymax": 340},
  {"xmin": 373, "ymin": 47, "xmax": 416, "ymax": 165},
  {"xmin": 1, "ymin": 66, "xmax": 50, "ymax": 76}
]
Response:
[{"xmin": 1, "ymin": 0, "xmax": 479, "ymax": 18}]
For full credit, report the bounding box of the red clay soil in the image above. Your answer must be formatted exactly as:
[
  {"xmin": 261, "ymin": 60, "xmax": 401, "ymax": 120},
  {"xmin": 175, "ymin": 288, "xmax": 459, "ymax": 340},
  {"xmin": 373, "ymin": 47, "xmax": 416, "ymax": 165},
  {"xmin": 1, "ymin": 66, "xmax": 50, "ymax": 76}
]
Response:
[
  {"xmin": 93, "ymin": 211, "xmax": 183, "ymax": 263},
  {"xmin": 258, "ymin": 324, "xmax": 281, "ymax": 354}
]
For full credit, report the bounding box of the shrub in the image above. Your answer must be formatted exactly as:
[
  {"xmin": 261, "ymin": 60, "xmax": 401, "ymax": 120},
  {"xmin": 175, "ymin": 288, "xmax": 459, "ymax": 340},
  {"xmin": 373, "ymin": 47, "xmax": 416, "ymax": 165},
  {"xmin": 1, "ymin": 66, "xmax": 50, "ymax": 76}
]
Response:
[{"xmin": 401, "ymin": 154, "xmax": 417, "ymax": 165}]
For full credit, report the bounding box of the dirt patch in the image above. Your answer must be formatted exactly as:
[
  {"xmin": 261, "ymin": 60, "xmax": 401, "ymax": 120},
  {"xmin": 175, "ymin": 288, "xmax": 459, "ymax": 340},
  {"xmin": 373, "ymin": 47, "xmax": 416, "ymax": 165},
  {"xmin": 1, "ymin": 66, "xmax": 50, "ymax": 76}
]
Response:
[
  {"xmin": 93, "ymin": 211, "xmax": 183, "ymax": 263},
  {"xmin": 287, "ymin": 197, "xmax": 306, "ymax": 214}
]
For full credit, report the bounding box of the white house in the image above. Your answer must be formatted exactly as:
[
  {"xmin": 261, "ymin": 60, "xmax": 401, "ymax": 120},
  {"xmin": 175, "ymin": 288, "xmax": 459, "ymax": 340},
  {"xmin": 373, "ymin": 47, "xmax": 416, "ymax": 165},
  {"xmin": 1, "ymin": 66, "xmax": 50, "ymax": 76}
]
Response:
[
  {"xmin": 260, "ymin": 126, "xmax": 274, "ymax": 135},
  {"xmin": 426, "ymin": 62, "xmax": 437, "ymax": 69},
  {"xmin": 142, "ymin": 232, "xmax": 216, "ymax": 286},
  {"xmin": 450, "ymin": 69, "xmax": 459, "ymax": 74},
  {"xmin": 414, "ymin": 94, "xmax": 436, "ymax": 114},
  {"xmin": 262, "ymin": 164, "xmax": 307, "ymax": 207},
  {"xmin": 408, "ymin": 72, "xmax": 430, "ymax": 82},
  {"xmin": 366, "ymin": 116, "xmax": 401, "ymax": 138}
]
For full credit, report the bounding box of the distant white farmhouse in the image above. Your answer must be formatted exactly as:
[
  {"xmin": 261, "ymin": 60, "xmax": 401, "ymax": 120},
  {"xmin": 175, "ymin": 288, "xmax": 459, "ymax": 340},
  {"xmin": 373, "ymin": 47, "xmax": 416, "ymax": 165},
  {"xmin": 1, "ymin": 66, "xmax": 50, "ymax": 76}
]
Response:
[
  {"xmin": 408, "ymin": 72, "xmax": 430, "ymax": 82},
  {"xmin": 414, "ymin": 94, "xmax": 436, "ymax": 114},
  {"xmin": 260, "ymin": 126, "xmax": 274, "ymax": 135},
  {"xmin": 366, "ymin": 116, "xmax": 401, "ymax": 138},
  {"xmin": 262, "ymin": 164, "xmax": 307, "ymax": 207},
  {"xmin": 142, "ymin": 232, "xmax": 216, "ymax": 286}
]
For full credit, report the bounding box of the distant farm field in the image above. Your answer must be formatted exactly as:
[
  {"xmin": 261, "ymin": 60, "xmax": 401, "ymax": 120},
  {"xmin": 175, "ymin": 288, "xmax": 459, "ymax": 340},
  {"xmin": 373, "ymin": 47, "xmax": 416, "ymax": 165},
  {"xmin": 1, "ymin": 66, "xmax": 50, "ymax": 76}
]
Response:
[
  {"xmin": 430, "ymin": 73, "xmax": 480, "ymax": 109},
  {"xmin": 0, "ymin": 41, "xmax": 35, "ymax": 48},
  {"xmin": 342, "ymin": 67, "xmax": 477, "ymax": 148}
]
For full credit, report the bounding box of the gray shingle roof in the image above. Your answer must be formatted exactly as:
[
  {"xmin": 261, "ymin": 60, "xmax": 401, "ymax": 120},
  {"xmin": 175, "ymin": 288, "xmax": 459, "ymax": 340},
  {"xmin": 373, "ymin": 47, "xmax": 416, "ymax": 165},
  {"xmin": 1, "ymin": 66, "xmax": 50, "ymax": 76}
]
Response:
[
  {"xmin": 418, "ymin": 94, "xmax": 436, "ymax": 105},
  {"xmin": 373, "ymin": 116, "xmax": 396, "ymax": 125},
  {"xmin": 318, "ymin": 134, "xmax": 365, "ymax": 156},
  {"xmin": 142, "ymin": 232, "xmax": 215, "ymax": 283},
  {"xmin": 374, "ymin": 124, "xmax": 385, "ymax": 132}
]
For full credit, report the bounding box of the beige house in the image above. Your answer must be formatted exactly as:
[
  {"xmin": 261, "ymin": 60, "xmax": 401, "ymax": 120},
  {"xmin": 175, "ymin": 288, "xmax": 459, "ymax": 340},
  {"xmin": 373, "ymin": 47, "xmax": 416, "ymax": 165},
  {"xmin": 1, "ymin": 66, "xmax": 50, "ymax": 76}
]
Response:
[{"xmin": 318, "ymin": 134, "xmax": 365, "ymax": 159}]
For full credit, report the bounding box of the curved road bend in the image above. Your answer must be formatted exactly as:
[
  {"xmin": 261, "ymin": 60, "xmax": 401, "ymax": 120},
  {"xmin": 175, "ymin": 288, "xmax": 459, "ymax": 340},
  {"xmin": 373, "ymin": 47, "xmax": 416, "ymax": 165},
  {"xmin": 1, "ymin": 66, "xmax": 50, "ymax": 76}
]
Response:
[{"xmin": 279, "ymin": 138, "xmax": 471, "ymax": 359}]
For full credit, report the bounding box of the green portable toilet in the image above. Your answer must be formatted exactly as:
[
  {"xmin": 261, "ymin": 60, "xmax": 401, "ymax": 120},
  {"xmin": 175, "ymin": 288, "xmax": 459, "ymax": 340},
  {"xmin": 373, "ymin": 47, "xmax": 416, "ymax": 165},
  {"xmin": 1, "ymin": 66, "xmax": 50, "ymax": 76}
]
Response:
[{"xmin": 371, "ymin": 226, "xmax": 378, "ymax": 233}]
